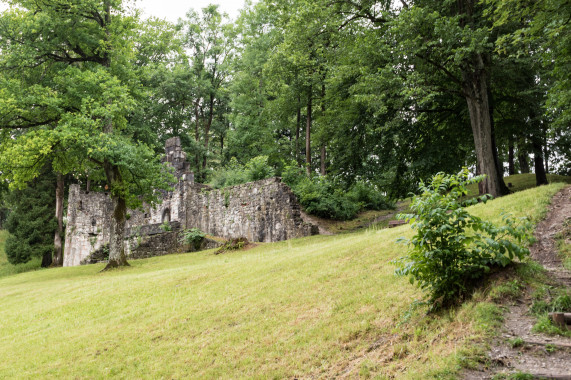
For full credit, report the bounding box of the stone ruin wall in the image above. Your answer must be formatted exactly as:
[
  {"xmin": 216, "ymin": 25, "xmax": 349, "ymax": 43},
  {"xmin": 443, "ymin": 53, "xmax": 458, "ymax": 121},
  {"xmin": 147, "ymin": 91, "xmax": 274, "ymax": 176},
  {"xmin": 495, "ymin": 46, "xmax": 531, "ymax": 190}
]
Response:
[
  {"xmin": 63, "ymin": 137, "xmax": 317, "ymax": 267},
  {"xmin": 186, "ymin": 178, "xmax": 317, "ymax": 243}
]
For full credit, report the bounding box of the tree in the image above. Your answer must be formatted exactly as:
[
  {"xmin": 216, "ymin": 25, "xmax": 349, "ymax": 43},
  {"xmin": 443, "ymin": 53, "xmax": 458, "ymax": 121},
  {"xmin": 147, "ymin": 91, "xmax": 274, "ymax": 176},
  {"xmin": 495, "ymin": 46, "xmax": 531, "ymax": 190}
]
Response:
[
  {"xmin": 333, "ymin": 0, "xmax": 512, "ymax": 197},
  {"xmin": 4, "ymin": 170, "xmax": 56, "ymax": 267},
  {"xmin": 180, "ymin": 5, "xmax": 236, "ymax": 181},
  {"xmin": 0, "ymin": 0, "xmax": 172, "ymax": 269}
]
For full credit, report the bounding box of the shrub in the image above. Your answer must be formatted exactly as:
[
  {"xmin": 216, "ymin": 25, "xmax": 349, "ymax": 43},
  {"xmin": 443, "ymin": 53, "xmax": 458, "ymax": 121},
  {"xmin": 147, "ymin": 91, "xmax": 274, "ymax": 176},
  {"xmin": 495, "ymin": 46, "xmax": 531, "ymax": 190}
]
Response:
[
  {"xmin": 245, "ymin": 156, "xmax": 274, "ymax": 181},
  {"xmin": 210, "ymin": 156, "xmax": 274, "ymax": 189},
  {"xmin": 280, "ymin": 163, "xmax": 393, "ymax": 220},
  {"xmin": 210, "ymin": 158, "xmax": 249, "ymax": 189},
  {"xmin": 281, "ymin": 161, "xmax": 305, "ymax": 187},
  {"xmin": 295, "ymin": 176, "xmax": 361, "ymax": 220},
  {"xmin": 346, "ymin": 181, "xmax": 395, "ymax": 211},
  {"xmin": 393, "ymin": 168, "xmax": 533, "ymax": 310},
  {"xmin": 179, "ymin": 228, "xmax": 206, "ymax": 250}
]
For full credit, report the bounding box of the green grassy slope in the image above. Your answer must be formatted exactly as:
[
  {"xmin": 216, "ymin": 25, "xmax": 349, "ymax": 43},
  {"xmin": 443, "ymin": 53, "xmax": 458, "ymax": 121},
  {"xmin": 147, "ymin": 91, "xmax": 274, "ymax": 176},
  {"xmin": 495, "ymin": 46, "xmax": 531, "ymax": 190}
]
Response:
[
  {"xmin": 0, "ymin": 183, "xmax": 566, "ymax": 379},
  {"xmin": 467, "ymin": 173, "xmax": 571, "ymax": 197}
]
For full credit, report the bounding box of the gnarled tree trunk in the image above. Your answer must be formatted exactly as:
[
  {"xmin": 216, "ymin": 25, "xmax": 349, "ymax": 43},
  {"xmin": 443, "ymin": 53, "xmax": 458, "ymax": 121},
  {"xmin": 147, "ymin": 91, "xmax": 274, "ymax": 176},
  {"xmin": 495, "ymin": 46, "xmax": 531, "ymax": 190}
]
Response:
[
  {"xmin": 462, "ymin": 57, "xmax": 508, "ymax": 197},
  {"xmin": 103, "ymin": 164, "xmax": 129, "ymax": 270}
]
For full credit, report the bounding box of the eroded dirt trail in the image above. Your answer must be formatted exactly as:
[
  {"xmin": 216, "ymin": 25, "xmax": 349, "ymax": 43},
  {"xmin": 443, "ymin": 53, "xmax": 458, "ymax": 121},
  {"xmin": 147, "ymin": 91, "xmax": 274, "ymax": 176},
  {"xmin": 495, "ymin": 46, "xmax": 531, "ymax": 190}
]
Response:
[{"xmin": 466, "ymin": 186, "xmax": 571, "ymax": 379}]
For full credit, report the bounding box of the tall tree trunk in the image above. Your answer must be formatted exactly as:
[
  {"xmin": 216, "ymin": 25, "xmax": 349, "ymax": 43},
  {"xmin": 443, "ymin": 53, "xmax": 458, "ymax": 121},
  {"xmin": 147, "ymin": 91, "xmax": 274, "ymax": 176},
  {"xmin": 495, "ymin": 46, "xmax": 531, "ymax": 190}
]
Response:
[
  {"xmin": 532, "ymin": 137, "xmax": 548, "ymax": 186},
  {"xmin": 296, "ymin": 96, "xmax": 301, "ymax": 167},
  {"xmin": 320, "ymin": 83, "xmax": 327, "ymax": 176},
  {"xmin": 462, "ymin": 57, "xmax": 508, "ymax": 197},
  {"xmin": 306, "ymin": 88, "xmax": 312, "ymax": 177},
  {"xmin": 543, "ymin": 133, "xmax": 549, "ymax": 174},
  {"xmin": 517, "ymin": 145, "xmax": 530, "ymax": 174},
  {"xmin": 103, "ymin": 164, "xmax": 129, "ymax": 269},
  {"xmin": 488, "ymin": 89, "xmax": 509, "ymax": 194},
  {"xmin": 202, "ymin": 96, "xmax": 215, "ymax": 171},
  {"xmin": 101, "ymin": 0, "xmax": 128, "ymax": 270},
  {"xmin": 508, "ymin": 136, "xmax": 515, "ymax": 175},
  {"xmin": 194, "ymin": 104, "xmax": 201, "ymax": 180},
  {"xmin": 51, "ymin": 172, "xmax": 64, "ymax": 267}
]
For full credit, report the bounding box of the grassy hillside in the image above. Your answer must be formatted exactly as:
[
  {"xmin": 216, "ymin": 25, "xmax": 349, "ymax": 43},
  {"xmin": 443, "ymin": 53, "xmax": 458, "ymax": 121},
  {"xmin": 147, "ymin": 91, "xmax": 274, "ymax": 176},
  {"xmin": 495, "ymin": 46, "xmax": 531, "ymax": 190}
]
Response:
[
  {"xmin": 467, "ymin": 173, "xmax": 571, "ymax": 197},
  {"xmin": 0, "ymin": 183, "xmax": 566, "ymax": 379}
]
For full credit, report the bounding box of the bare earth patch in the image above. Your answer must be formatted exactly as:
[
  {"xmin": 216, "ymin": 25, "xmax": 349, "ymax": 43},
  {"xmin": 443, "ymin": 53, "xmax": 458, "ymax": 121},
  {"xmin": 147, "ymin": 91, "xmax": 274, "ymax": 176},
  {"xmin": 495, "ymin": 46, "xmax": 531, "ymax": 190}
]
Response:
[{"xmin": 465, "ymin": 186, "xmax": 571, "ymax": 379}]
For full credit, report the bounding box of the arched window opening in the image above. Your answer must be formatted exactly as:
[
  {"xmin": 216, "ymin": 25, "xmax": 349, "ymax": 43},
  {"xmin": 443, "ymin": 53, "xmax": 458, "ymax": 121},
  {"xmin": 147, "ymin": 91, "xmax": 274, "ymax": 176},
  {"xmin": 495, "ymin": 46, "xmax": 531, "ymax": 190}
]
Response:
[{"xmin": 162, "ymin": 208, "xmax": 171, "ymax": 223}]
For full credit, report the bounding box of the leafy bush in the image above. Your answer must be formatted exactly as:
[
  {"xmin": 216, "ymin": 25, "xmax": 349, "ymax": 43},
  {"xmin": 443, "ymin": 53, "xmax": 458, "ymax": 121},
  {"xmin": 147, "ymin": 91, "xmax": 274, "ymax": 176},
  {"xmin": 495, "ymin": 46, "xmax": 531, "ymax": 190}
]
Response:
[
  {"xmin": 295, "ymin": 176, "xmax": 361, "ymax": 220},
  {"xmin": 245, "ymin": 156, "xmax": 275, "ymax": 181},
  {"xmin": 393, "ymin": 169, "xmax": 533, "ymax": 310},
  {"xmin": 347, "ymin": 181, "xmax": 394, "ymax": 211},
  {"xmin": 210, "ymin": 156, "xmax": 274, "ymax": 188},
  {"xmin": 210, "ymin": 158, "xmax": 249, "ymax": 189},
  {"xmin": 179, "ymin": 228, "xmax": 206, "ymax": 250},
  {"xmin": 280, "ymin": 162, "xmax": 394, "ymax": 220}
]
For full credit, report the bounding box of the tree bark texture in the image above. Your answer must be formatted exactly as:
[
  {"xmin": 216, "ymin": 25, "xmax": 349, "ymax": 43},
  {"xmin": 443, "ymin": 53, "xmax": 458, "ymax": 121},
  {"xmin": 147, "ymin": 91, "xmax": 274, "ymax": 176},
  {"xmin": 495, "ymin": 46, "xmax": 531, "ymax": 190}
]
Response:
[
  {"xmin": 296, "ymin": 97, "xmax": 301, "ymax": 166},
  {"xmin": 201, "ymin": 95, "xmax": 215, "ymax": 171},
  {"xmin": 532, "ymin": 137, "xmax": 548, "ymax": 186},
  {"xmin": 306, "ymin": 88, "xmax": 312, "ymax": 177},
  {"xmin": 508, "ymin": 137, "xmax": 515, "ymax": 175},
  {"xmin": 462, "ymin": 58, "xmax": 508, "ymax": 197},
  {"xmin": 320, "ymin": 83, "xmax": 327, "ymax": 176},
  {"xmin": 51, "ymin": 172, "xmax": 64, "ymax": 267},
  {"xmin": 101, "ymin": 1, "xmax": 128, "ymax": 269},
  {"xmin": 518, "ymin": 146, "xmax": 530, "ymax": 174},
  {"xmin": 103, "ymin": 163, "xmax": 130, "ymax": 270},
  {"xmin": 543, "ymin": 134, "xmax": 549, "ymax": 174}
]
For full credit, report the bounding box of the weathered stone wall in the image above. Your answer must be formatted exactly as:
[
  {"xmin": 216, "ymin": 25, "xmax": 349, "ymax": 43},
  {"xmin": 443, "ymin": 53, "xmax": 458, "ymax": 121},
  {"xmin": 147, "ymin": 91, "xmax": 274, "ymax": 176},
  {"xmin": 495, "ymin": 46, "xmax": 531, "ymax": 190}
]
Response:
[
  {"xmin": 185, "ymin": 177, "xmax": 317, "ymax": 242},
  {"xmin": 63, "ymin": 186, "xmax": 113, "ymax": 267},
  {"xmin": 63, "ymin": 137, "xmax": 192, "ymax": 267},
  {"xmin": 63, "ymin": 138, "xmax": 317, "ymax": 267}
]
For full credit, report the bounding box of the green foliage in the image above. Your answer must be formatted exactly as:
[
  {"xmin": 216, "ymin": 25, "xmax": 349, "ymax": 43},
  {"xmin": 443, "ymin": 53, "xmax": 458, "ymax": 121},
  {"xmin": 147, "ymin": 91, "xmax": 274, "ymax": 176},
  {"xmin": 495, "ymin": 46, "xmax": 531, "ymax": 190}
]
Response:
[
  {"xmin": 508, "ymin": 337, "xmax": 524, "ymax": 348},
  {"xmin": 210, "ymin": 156, "xmax": 274, "ymax": 189},
  {"xmin": 346, "ymin": 181, "xmax": 395, "ymax": 211},
  {"xmin": 532, "ymin": 314, "xmax": 571, "ymax": 337},
  {"xmin": 179, "ymin": 228, "xmax": 206, "ymax": 249},
  {"xmin": 530, "ymin": 286, "xmax": 571, "ymax": 337},
  {"xmin": 160, "ymin": 221, "xmax": 172, "ymax": 232},
  {"xmin": 281, "ymin": 162, "xmax": 394, "ymax": 220},
  {"xmin": 245, "ymin": 156, "xmax": 275, "ymax": 181},
  {"xmin": 393, "ymin": 169, "xmax": 533, "ymax": 309},
  {"xmin": 215, "ymin": 237, "xmax": 248, "ymax": 254},
  {"xmin": 294, "ymin": 176, "xmax": 361, "ymax": 220},
  {"xmin": 4, "ymin": 171, "xmax": 56, "ymax": 265}
]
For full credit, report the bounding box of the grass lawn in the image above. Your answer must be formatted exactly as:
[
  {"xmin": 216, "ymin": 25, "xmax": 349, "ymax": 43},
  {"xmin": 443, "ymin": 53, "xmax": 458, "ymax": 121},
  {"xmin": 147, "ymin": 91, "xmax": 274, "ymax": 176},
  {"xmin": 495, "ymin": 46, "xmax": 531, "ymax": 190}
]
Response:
[
  {"xmin": 0, "ymin": 183, "xmax": 566, "ymax": 379},
  {"xmin": 466, "ymin": 173, "xmax": 571, "ymax": 197}
]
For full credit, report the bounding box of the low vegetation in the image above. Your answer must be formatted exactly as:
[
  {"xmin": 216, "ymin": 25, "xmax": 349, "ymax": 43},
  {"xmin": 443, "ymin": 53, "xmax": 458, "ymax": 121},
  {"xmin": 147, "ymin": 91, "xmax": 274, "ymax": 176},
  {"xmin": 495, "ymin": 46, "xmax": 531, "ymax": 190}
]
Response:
[
  {"xmin": 0, "ymin": 183, "xmax": 565, "ymax": 378},
  {"xmin": 0, "ymin": 230, "xmax": 43, "ymax": 278},
  {"xmin": 395, "ymin": 170, "xmax": 533, "ymax": 309}
]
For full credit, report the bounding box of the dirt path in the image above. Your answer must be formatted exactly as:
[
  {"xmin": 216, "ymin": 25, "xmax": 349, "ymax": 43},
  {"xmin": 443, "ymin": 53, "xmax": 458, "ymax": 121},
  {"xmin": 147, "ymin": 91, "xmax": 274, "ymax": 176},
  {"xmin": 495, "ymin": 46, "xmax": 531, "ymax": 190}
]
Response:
[{"xmin": 465, "ymin": 186, "xmax": 571, "ymax": 379}]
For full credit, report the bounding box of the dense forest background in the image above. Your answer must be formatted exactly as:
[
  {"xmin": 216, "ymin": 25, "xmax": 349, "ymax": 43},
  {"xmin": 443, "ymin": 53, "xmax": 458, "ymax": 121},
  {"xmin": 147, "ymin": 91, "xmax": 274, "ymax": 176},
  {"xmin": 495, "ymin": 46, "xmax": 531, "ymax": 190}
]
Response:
[{"xmin": 0, "ymin": 0, "xmax": 569, "ymax": 266}]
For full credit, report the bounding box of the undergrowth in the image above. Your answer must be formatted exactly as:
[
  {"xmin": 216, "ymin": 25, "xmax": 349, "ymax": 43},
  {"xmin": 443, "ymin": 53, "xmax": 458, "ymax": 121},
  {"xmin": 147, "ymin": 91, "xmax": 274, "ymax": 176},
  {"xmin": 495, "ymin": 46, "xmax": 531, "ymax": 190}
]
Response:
[{"xmin": 0, "ymin": 230, "xmax": 43, "ymax": 278}]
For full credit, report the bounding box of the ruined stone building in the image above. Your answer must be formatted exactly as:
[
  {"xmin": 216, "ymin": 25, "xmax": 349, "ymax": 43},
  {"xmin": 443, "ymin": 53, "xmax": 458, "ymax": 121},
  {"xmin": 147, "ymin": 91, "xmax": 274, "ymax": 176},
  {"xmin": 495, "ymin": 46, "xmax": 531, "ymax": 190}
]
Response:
[{"xmin": 63, "ymin": 137, "xmax": 317, "ymax": 266}]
